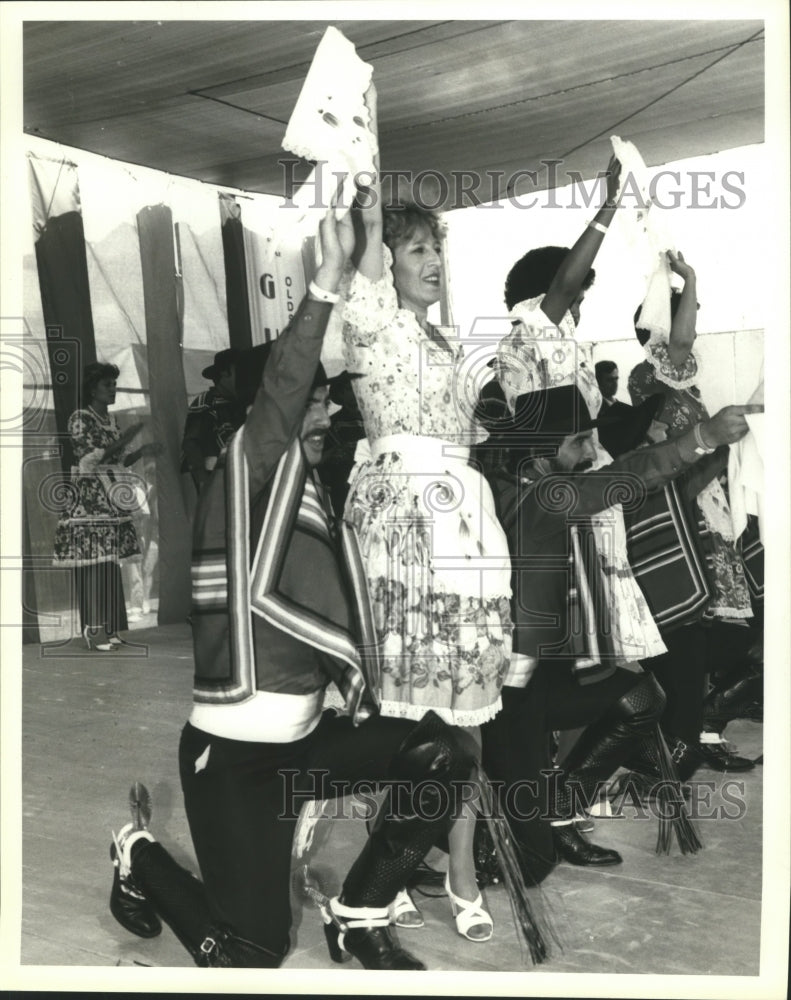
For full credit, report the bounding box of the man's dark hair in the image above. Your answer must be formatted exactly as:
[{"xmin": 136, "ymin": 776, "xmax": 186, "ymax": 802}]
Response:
[{"xmin": 595, "ymin": 360, "xmax": 617, "ymax": 379}]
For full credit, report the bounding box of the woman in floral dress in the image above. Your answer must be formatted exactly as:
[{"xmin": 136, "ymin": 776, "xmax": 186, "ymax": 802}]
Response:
[
  {"xmin": 342, "ymin": 85, "xmax": 512, "ymax": 941},
  {"xmin": 53, "ymin": 363, "xmax": 158, "ymax": 651},
  {"xmin": 628, "ymin": 251, "xmax": 753, "ymax": 621}
]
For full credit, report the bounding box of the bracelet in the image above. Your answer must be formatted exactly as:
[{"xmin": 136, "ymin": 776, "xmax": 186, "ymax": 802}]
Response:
[
  {"xmin": 587, "ymin": 220, "xmax": 609, "ymax": 235},
  {"xmin": 693, "ymin": 422, "xmax": 715, "ymax": 453},
  {"xmin": 308, "ymin": 280, "xmax": 340, "ymax": 304}
]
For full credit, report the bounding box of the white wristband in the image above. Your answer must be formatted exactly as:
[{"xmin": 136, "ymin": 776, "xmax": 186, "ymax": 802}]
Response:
[
  {"xmin": 693, "ymin": 422, "xmax": 715, "ymax": 454},
  {"xmin": 587, "ymin": 220, "xmax": 609, "ymax": 235},
  {"xmin": 308, "ymin": 280, "xmax": 340, "ymax": 304}
]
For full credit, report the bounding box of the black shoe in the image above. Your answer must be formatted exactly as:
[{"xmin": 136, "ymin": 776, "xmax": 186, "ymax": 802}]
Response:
[
  {"xmin": 695, "ymin": 742, "xmax": 755, "ymax": 772},
  {"xmin": 324, "ymin": 898, "xmax": 425, "ymax": 970},
  {"xmin": 110, "ymin": 842, "xmax": 161, "ymax": 938},
  {"xmin": 552, "ymin": 824, "xmax": 622, "ymax": 867},
  {"xmin": 110, "ymin": 782, "xmax": 160, "ymax": 938}
]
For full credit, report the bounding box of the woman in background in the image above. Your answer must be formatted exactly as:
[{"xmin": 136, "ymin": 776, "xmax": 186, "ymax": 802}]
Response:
[{"xmin": 54, "ymin": 363, "xmax": 159, "ymax": 651}]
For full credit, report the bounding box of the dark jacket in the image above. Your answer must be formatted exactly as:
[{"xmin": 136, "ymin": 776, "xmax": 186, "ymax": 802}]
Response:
[{"xmin": 486, "ymin": 435, "xmax": 715, "ymax": 673}]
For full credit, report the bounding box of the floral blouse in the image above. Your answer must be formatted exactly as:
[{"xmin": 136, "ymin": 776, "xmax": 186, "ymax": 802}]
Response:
[
  {"xmin": 342, "ymin": 245, "xmax": 485, "ymax": 446},
  {"xmin": 494, "ymin": 294, "xmax": 601, "ymax": 416},
  {"xmin": 628, "ymin": 342, "xmax": 704, "ymax": 434}
]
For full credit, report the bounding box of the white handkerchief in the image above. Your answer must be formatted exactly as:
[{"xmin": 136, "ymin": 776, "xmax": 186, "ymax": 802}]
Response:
[
  {"xmin": 282, "ymin": 26, "xmax": 377, "ymax": 226},
  {"xmin": 611, "ymin": 134, "xmax": 676, "ymax": 343},
  {"xmin": 728, "ymin": 377, "xmax": 764, "ymax": 542}
]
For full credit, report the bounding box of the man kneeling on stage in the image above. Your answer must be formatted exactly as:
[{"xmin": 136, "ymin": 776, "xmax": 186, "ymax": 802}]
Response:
[
  {"xmin": 476, "ymin": 380, "xmax": 759, "ymax": 881},
  {"xmin": 106, "ymin": 206, "xmax": 475, "ymax": 970}
]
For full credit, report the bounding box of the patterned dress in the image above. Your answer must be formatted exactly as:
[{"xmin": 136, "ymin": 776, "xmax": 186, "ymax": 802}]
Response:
[
  {"xmin": 628, "ymin": 343, "xmax": 752, "ymax": 619},
  {"xmin": 495, "ymin": 295, "xmax": 667, "ymax": 665},
  {"xmin": 341, "ymin": 245, "xmax": 513, "ymax": 726},
  {"xmin": 53, "ymin": 408, "xmax": 141, "ymax": 568}
]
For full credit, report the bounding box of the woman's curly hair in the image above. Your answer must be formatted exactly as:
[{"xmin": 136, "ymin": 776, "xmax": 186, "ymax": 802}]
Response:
[
  {"xmin": 82, "ymin": 362, "xmax": 120, "ymax": 404},
  {"xmin": 382, "ymin": 203, "xmax": 445, "ymax": 251},
  {"xmin": 504, "ymin": 246, "xmax": 595, "ymax": 310}
]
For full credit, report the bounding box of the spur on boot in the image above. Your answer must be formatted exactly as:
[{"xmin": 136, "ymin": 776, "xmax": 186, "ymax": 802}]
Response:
[
  {"xmin": 444, "ymin": 874, "xmax": 493, "ymax": 942},
  {"xmin": 84, "ymin": 626, "xmax": 116, "ymax": 652},
  {"xmin": 110, "ymin": 822, "xmax": 160, "ymax": 938},
  {"xmin": 388, "ymin": 888, "xmax": 424, "ymax": 929},
  {"xmin": 324, "ymin": 897, "xmax": 425, "ymax": 970},
  {"xmin": 552, "ymin": 822, "xmax": 622, "ymax": 866}
]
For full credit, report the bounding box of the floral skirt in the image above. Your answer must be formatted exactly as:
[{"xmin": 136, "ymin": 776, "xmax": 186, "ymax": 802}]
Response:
[
  {"xmin": 52, "ymin": 471, "xmax": 141, "ymax": 567},
  {"xmin": 345, "ymin": 434, "xmax": 513, "ymax": 726},
  {"xmin": 695, "ymin": 483, "xmax": 753, "ymax": 620}
]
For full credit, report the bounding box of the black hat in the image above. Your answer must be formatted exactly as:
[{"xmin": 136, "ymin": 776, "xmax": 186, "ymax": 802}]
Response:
[
  {"xmin": 597, "ymin": 394, "xmax": 666, "ymax": 458},
  {"xmin": 328, "ymin": 370, "xmax": 365, "ymax": 407},
  {"xmin": 476, "ymin": 381, "xmax": 600, "ymax": 442},
  {"xmin": 202, "ymin": 348, "xmax": 242, "ymax": 381},
  {"xmin": 234, "ymin": 343, "xmax": 352, "ymax": 411}
]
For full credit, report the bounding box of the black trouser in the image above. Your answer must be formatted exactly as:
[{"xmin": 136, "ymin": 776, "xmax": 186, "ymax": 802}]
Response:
[
  {"xmin": 643, "ymin": 624, "xmax": 709, "ymax": 744},
  {"xmin": 131, "ymin": 709, "xmax": 470, "ymax": 966},
  {"xmin": 481, "ymin": 661, "xmax": 639, "ymax": 884},
  {"xmin": 75, "ymin": 562, "xmax": 128, "ymax": 633}
]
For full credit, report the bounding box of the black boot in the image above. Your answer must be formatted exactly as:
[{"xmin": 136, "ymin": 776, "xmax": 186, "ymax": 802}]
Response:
[
  {"xmin": 333, "ymin": 710, "xmax": 475, "ymax": 970},
  {"xmin": 556, "ymin": 673, "xmax": 700, "ymax": 855},
  {"xmin": 324, "ymin": 898, "xmax": 424, "ymax": 970},
  {"xmin": 703, "ymin": 666, "xmax": 763, "ymax": 726},
  {"xmin": 551, "ymin": 824, "xmax": 622, "ymax": 866},
  {"xmin": 554, "ymin": 672, "xmax": 666, "ymax": 820},
  {"xmin": 631, "ymin": 733, "xmax": 754, "ymax": 782},
  {"xmin": 618, "ymin": 730, "xmax": 703, "ymax": 854},
  {"xmin": 110, "ymin": 837, "xmax": 162, "ymax": 938}
]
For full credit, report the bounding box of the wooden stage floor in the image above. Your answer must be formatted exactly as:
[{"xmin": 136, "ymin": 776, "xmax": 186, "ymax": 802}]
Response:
[{"xmin": 15, "ymin": 622, "xmax": 770, "ymax": 989}]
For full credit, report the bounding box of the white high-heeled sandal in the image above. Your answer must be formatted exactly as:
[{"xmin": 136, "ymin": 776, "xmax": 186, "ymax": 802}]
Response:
[
  {"xmin": 84, "ymin": 626, "xmax": 116, "ymax": 652},
  {"xmin": 444, "ymin": 874, "xmax": 493, "ymax": 942},
  {"xmin": 388, "ymin": 888, "xmax": 424, "ymax": 929}
]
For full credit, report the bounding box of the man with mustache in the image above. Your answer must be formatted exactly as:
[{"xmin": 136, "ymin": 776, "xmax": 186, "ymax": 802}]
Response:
[
  {"xmin": 106, "ymin": 206, "xmax": 476, "ymax": 971},
  {"xmin": 476, "ymin": 379, "xmax": 761, "ymax": 881}
]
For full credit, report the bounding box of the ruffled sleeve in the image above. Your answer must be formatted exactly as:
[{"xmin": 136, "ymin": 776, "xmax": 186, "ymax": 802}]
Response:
[
  {"xmin": 494, "ymin": 295, "xmax": 577, "ymax": 412},
  {"xmin": 68, "ymin": 409, "xmax": 125, "ymax": 472},
  {"xmin": 68, "ymin": 410, "xmax": 103, "ymax": 467},
  {"xmin": 342, "ymin": 243, "xmax": 399, "ymax": 347},
  {"xmin": 644, "ymin": 341, "xmax": 700, "ymax": 390}
]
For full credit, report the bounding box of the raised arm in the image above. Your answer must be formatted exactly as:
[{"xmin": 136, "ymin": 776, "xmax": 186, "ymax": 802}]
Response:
[
  {"xmin": 243, "ymin": 202, "xmax": 356, "ymax": 496},
  {"xmin": 541, "ymin": 156, "xmax": 621, "ymax": 326},
  {"xmin": 518, "ymin": 403, "xmax": 762, "ymax": 539},
  {"xmin": 351, "ymin": 81, "xmax": 384, "ymax": 281},
  {"xmin": 666, "ymin": 250, "xmax": 698, "ymax": 368}
]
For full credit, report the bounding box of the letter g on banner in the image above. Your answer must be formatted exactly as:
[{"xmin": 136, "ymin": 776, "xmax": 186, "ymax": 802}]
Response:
[{"xmin": 260, "ymin": 273, "xmax": 276, "ymax": 299}]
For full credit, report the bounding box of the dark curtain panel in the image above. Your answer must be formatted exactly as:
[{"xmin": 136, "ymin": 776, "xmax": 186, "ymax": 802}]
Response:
[
  {"xmin": 34, "ymin": 210, "xmax": 97, "ymax": 471},
  {"xmin": 219, "ymin": 194, "xmax": 253, "ymax": 351},
  {"xmin": 136, "ymin": 204, "xmax": 192, "ymax": 625}
]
